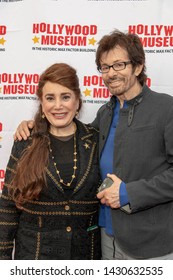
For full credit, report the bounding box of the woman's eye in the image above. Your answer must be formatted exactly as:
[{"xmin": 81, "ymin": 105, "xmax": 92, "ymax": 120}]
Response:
[
  {"xmin": 63, "ymin": 95, "xmax": 70, "ymax": 100},
  {"xmin": 46, "ymin": 96, "xmax": 54, "ymax": 101}
]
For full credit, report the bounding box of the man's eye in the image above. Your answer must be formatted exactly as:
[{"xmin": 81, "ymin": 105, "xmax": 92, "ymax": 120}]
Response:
[
  {"xmin": 114, "ymin": 63, "xmax": 123, "ymax": 68},
  {"xmin": 101, "ymin": 66, "xmax": 109, "ymax": 71}
]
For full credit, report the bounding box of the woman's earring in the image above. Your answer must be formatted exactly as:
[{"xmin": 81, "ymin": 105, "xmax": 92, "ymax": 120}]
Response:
[
  {"xmin": 75, "ymin": 110, "xmax": 79, "ymax": 117},
  {"xmin": 42, "ymin": 113, "xmax": 45, "ymax": 119}
]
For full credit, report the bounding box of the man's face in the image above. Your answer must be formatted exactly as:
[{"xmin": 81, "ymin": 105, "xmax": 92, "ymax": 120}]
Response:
[{"xmin": 100, "ymin": 45, "xmax": 143, "ymax": 98}]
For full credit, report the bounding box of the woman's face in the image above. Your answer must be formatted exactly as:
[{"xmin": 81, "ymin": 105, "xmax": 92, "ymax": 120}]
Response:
[{"xmin": 41, "ymin": 81, "xmax": 79, "ymax": 136}]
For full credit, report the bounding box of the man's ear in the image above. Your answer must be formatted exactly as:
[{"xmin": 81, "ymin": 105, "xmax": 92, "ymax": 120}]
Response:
[{"xmin": 135, "ymin": 64, "xmax": 143, "ymax": 77}]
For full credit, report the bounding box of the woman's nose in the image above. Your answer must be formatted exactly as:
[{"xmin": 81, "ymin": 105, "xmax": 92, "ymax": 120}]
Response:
[{"xmin": 54, "ymin": 99, "xmax": 62, "ymax": 108}]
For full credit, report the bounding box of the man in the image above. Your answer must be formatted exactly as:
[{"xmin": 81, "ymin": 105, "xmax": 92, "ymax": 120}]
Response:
[{"xmin": 14, "ymin": 29, "xmax": 173, "ymax": 259}]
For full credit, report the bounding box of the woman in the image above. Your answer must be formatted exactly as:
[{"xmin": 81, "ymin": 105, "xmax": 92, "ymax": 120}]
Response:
[{"xmin": 0, "ymin": 63, "xmax": 101, "ymax": 260}]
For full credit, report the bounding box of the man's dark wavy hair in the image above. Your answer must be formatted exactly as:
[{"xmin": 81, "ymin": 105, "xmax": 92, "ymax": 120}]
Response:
[{"xmin": 96, "ymin": 29, "xmax": 147, "ymax": 86}]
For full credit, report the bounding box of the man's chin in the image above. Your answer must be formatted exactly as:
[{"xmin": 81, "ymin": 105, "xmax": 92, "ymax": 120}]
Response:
[{"xmin": 108, "ymin": 89, "xmax": 123, "ymax": 96}]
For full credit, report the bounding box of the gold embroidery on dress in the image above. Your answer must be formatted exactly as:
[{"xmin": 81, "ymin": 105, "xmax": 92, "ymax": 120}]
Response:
[
  {"xmin": 0, "ymin": 222, "xmax": 18, "ymax": 226},
  {"xmin": 0, "ymin": 194, "xmax": 13, "ymax": 201},
  {"xmin": 45, "ymin": 168, "xmax": 64, "ymax": 192},
  {"xmin": 90, "ymin": 233, "xmax": 94, "ymax": 260},
  {"xmin": 74, "ymin": 143, "xmax": 96, "ymax": 192},
  {"xmin": 0, "ymin": 245, "xmax": 13, "ymax": 250},
  {"xmin": 10, "ymin": 154, "xmax": 18, "ymax": 161},
  {"xmin": 35, "ymin": 232, "xmax": 41, "ymax": 260},
  {"xmin": 70, "ymin": 200, "xmax": 98, "ymax": 205},
  {"xmin": 6, "ymin": 166, "xmax": 16, "ymax": 174},
  {"xmin": 0, "ymin": 209, "xmax": 18, "ymax": 214},
  {"xmin": 81, "ymin": 134, "xmax": 93, "ymax": 140},
  {"xmin": 1, "ymin": 195, "xmax": 98, "ymax": 206},
  {"xmin": 17, "ymin": 207, "xmax": 97, "ymax": 216},
  {"xmin": 84, "ymin": 143, "xmax": 90, "ymax": 149},
  {"xmin": 21, "ymin": 199, "xmax": 98, "ymax": 205},
  {"xmin": 0, "ymin": 241, "xmax": 13, "ymax": 245},
  {"xmin": 0, "ymin": 241, "xmax": 14, "ymax": 250}
]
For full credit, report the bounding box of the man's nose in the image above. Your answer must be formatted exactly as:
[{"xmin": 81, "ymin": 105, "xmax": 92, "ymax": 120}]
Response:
[{"xmin": 108, "ymin": 66, "xmax": 118, "ymax": 75}]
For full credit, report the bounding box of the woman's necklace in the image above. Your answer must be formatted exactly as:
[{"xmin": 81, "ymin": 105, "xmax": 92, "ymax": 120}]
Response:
[{"xmin": 48, "ymin": 123, "xmax": 77, "ymax": 187}]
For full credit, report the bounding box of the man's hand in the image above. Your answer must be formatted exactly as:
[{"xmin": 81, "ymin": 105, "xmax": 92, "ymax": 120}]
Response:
[
  {"xmin": 13, "ymin": 120, "xmax": 34, "ymax": 141},
  {"xmin": 97, "ymin": 173, "xmax": 122, "ymax": 208}
]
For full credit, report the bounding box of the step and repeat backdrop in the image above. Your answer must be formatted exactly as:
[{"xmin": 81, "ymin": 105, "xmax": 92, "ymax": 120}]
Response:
[{"xmin": 0, "ymin": 0, "xmax": 173, "ymax": 192}]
